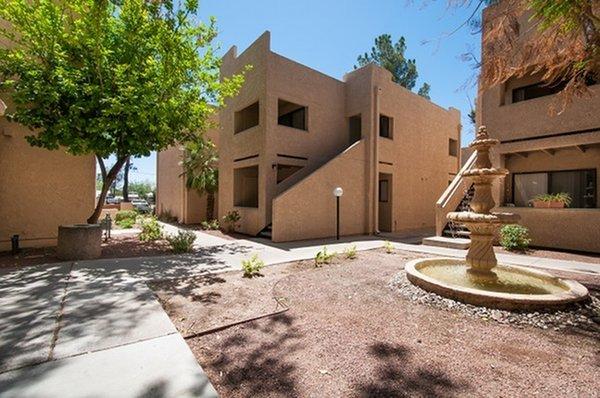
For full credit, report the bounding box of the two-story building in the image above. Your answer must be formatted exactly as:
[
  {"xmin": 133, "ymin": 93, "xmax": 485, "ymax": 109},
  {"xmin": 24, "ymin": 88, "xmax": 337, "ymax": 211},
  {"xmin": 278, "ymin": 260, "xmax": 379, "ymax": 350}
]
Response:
[
  {"xmin": 435, "ymin": 2, "xmax": 600, "ymax": 253},
  {"xmin": 157, "ymin": 32, "xmax": 461, "ymax": 242}
]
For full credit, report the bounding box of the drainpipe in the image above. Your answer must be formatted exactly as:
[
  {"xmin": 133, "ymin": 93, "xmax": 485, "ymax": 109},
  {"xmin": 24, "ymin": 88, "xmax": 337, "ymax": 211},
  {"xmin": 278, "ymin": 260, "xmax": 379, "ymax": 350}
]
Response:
[
  {"xmin": 374, "ymin": 85, "xmax": 381, "ymax": 234},
  {"xmin": 372, "ymin": 85, "xmax": 381, "ymax": 234}
]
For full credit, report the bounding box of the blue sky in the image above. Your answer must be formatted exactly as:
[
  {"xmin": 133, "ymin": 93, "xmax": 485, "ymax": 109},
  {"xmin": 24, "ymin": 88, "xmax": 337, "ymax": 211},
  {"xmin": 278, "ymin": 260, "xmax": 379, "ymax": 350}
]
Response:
[{"xmin": 127, "ymin": 0, "xmax": 481, "ymax": 184}]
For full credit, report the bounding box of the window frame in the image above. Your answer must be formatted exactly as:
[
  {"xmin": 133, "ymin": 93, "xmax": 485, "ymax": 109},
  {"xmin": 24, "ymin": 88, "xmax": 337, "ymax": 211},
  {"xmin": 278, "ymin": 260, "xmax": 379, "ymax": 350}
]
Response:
[
  {"xmin": 510, "ymin": 168, "xmax": 597, "ymax": 208},
  {"xmin": 379, "ymin": 114, "xmax": 393, "ymax": 139}
]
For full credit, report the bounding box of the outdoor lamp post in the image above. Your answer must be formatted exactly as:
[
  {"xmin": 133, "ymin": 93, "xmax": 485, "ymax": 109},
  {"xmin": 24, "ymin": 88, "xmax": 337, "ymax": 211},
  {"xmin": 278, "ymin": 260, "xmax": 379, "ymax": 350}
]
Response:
[{"xmin": 333, "ymin": 187, "xmax": 343, "ymax": 240}]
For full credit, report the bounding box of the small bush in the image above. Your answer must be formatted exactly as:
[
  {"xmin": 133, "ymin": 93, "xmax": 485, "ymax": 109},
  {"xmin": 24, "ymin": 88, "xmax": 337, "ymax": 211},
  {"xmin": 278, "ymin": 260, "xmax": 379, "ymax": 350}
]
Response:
[
  {"xmin": 115, "ymin": 210, "xmax": 137, "ymax": 223},
  {"xmin": 343, "ymin": 245, "xmax": 357, "ymax": 259},
  {"xmin": 139, "ymin": 217, "xmax": 162, "ymax": 241},
  {"xmin": 158, "ymin": 209, "xmax": 178, "ymax": 223},
  {"xmin": 500, "ymin": 224, "xmax": 531, "ymax": 252},
  {"xmin": 384, "ymin": 240, "xmax": 394, "ymax": 254},
  {"xmin": 242, "ymin": 254, "xmax": 265, "ymax": 278},
  {"xmin": 222, "ymin": 210, "xmax": 241, "ymax": 232},
  {"xmin": 201, "ymin": 219, "xmax": 220, "ymax": 230},
  {"xmin": 166, "ymin": 230, "xmax": 197, "ymax": 253},
  {"xmin": 116, "ymin": 218, "xmax": 135, "ymax": 229},
  {"xmin": 315, "ymin": 246, "xmax": 336, "ymax": 267}
]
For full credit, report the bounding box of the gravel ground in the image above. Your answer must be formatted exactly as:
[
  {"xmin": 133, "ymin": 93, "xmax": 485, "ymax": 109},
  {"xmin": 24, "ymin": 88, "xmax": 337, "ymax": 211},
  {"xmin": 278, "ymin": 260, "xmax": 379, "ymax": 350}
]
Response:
[{"xmin": 151, "ymin": 249, "xmax": 600, "ymax": 398}]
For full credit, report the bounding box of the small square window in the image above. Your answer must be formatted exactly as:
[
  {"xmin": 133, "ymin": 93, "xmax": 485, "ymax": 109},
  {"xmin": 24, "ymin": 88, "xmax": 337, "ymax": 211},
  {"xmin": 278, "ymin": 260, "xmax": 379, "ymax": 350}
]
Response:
[
  {"xmin": 449, "ymin": 138, "xmax": 458, "ymax": 157},
  {"xmin": 379, "ymin": 115, "xmax": 393, "ymax": 139},
  {"xmin": 234, "ymin": 102, "xmax": 259, "ymax": 134}
]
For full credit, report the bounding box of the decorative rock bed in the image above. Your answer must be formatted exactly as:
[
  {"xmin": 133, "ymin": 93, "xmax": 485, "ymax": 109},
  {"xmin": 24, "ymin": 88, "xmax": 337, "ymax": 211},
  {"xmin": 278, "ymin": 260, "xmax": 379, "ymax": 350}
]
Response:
[{"xmin": 390, "ymin": 270, "xmax": 600, "ymax": 332}]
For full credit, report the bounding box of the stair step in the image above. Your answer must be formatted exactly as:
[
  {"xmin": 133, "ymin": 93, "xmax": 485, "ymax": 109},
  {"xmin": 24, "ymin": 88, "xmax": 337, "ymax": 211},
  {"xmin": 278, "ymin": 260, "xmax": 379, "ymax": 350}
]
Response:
[
  {"xmin": 422, "ymin": 236, "xmax": 470, "ymax": 250},
  {"xmin": 443, "ymin": 229, "xmax": 471, "ymax": 237}
]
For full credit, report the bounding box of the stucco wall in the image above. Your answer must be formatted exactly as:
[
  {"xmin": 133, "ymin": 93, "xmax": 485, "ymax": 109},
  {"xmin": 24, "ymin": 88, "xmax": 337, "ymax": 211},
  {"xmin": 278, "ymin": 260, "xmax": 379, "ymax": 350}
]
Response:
[
  {"xmin": 156, "ymin": 145, "xmax": 185, "ymax": 221},
  {"xmin": 0, "ymin": 119, "xmax": 95, "ymax": 251},
  {"xmin": 272, "ymin": 140, "xmax": 369, "ymax": 242}
]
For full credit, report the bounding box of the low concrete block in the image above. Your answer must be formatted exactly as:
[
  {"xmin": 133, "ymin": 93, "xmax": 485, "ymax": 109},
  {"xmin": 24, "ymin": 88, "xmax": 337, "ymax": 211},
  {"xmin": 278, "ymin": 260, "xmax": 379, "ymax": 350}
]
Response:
[{"xmin": 57, "ymin": 224, "xmax": 102, "ymax": 260}]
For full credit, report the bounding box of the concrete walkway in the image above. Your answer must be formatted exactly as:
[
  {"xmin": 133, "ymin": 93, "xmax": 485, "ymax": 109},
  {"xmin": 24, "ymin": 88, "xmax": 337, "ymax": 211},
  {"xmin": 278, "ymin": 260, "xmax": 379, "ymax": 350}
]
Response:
[{"xmin": 1, "ymin": 227, "xmax": 597, "ymax": 397}]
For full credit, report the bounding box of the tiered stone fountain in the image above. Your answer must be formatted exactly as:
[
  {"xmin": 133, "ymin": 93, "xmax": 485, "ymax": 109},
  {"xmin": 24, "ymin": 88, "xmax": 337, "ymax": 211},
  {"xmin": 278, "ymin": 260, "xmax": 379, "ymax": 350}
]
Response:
[{"xmin": 406, "ymin": 126, "xmax": 589, "ymax": 310}]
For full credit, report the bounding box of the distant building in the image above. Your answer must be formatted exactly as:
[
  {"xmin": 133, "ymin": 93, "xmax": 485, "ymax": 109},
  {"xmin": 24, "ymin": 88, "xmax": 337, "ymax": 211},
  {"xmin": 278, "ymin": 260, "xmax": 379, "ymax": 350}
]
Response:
[
  {"xmin": 157, "ymin": 32, "xmax": 461, "ymax": 242},
  {"xmin": 435, "ymin": 2, "xmax": 600, "ymax": 253}
]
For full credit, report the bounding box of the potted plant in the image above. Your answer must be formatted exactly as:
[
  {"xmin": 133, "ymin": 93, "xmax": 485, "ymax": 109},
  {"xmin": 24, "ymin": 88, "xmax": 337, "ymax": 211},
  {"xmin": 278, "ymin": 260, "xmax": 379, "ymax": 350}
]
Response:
[{"xmin": 530, "ymin": 192, "xmax": 572, "ymax": 208}]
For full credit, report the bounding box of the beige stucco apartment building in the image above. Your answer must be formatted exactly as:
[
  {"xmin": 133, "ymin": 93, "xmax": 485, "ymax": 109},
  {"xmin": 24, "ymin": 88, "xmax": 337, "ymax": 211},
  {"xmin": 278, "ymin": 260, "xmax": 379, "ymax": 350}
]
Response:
[
  {"xmin": 157, "ymin": 32, "xmax": 461, "ymax": 242},
  {"xmin": 436, "ymin": 2, "xmax": 600, "ymax": 253}
]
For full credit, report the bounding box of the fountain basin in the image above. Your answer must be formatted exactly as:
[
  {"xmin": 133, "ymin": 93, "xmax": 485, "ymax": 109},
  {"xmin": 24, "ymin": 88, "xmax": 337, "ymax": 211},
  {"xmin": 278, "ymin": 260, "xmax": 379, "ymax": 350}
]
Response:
[{"xmin": 405, "ymin": 258, "xmax": 589, "ymax": 311}]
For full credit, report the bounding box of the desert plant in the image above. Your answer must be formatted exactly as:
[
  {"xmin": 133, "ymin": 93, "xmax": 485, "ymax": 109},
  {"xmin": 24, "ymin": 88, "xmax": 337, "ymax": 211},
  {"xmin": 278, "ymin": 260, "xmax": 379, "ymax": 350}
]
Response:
[
  {"xmin": 315, "ymin": 246, "xmax": 337, "ymax": 267},
  {"xmin": 500, "ymin": 224, "xmax": 532, "ymax": 252},
  {"xmin": 343, "ymin": 245, "xmax": 357, "ymax": 260},
  {"xmin": 222, "ymin": 210, "xmax": 241, "ymax": 232},
  {"xmin": 158, "ymin": 209, "xmax": 178, "ymax": 223},
  {"xmin": 138, "ymin": 217, "xmax": 162, "ymax": 241},
  {"xmin": 115, "ymin": 210, "xmax": 137, "ymax": 223},
  {"xmin": 241, "ymin": 254, "xmax": 265, "ymax": 278},
  {"xmin": 532, "ymin": 192, "xmax": 572, "ymax": 207},
  {"xmin": 384, "ymin": 240, "xmax": 394, "ymax": 254},
  {"xmin": 200, "ymin": 219, "xmax": 220, "ymax": 230},
  {"xmin": 166, "ymin": 231, "xmax": 197, "ymax": 254},
  {"xmin": 116, "ymin": 217, "xmax": 135, "ymax": 229}
]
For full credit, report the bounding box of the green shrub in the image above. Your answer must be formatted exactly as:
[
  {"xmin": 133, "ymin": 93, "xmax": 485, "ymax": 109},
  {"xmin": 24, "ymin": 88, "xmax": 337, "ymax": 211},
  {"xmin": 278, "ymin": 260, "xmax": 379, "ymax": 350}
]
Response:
[
  {"xmin": 241, "ymin": 254, "xmax": 265, "ymax": 278},
  {"xmin": 384, "ymin": 240, "xmax": 394, "ymax": 254},
  {"xmin": 343, "ymin": 245, "xmax": 357, "ymax": 259},
  {"xmin": 222, "ymin": 210, "xmax": 241, "ymax": 232},
  {"xmin": 139, "ymin": 217, "xmax": 162, "ymax": 241},
  {"xmin": 116, "ymin": 218, "xmax": 135, "ymax": 229},
  {"xmin": 200, "ymin": 219, "xmax": 220, "ymax": 230},
  {"xmin": 500, "ymin": 224, "xmax": 531, "ymax": 252},
  {"xmin": 115, "ymin": 210, "xmax": 137, "ymax": 223},
  {"xmin": 166, "ymin": 230, "xmax": 197, "ymax": 253},
  {"xmin": 315, "ymin": 246, "xmax": 336, "ymax": 267}
]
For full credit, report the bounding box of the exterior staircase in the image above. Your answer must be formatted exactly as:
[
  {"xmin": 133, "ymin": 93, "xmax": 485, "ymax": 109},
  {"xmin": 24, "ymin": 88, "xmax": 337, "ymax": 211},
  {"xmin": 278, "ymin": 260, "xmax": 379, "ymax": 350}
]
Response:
[
  {"xmin": 257, "ymin": 223, "xmax": 272, "ymax": 239},
  {"xmin": 442, "ymin": 184, "xmax": 474, "ymax": 238}
]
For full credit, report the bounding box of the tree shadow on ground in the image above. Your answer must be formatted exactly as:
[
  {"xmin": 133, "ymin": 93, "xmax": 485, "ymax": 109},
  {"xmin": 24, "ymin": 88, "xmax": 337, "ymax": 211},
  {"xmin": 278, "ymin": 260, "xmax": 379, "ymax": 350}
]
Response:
[
  {"xmin": 148, "ymin": 273, "xmax": 226, "ymax": 303},
  {"xmin": 353, "ymin": 342, "xmax": 469, "ymax": 397},
  {"xmin": 202, "ymin": 312, "xmax": 303, "ymax": 397}
]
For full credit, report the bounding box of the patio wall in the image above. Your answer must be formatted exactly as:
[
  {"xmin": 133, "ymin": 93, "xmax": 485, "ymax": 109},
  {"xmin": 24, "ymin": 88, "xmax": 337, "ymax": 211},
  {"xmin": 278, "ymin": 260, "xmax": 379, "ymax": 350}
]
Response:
[{"xmin": 497, "ymin": 207, "xmax": 600, "ymax": 253}]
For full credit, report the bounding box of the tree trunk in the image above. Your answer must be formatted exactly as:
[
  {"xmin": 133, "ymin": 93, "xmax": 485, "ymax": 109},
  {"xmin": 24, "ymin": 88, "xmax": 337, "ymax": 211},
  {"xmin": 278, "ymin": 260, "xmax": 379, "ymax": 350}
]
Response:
[
  {"xmin": 206, "ymin": 192, "xmax": 215, "ymax": 221},
  {"xmin": 123, "ymin": 156, "xmax": 131, "ymax": 202},
  {"xmin": 88, "ymin": 156, "xmax": 128, "ymax": 224}
]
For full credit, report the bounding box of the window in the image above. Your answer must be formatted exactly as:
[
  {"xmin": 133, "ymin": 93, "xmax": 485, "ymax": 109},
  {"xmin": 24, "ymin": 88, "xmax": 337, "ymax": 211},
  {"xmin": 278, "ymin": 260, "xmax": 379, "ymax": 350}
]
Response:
[
  {"xmin": 379, "ymin": 115, "xmax": 393, "ymax": 138},
  {"xmin": 234, "ymin": 166, "xmax": 259, "ymax": 207},
  {"xmin": 513, "ymin": 169, "xmax": 596, "ymax": 208},
  {"xmin": 276, "ymin": 164, "xmax": 303, "ymax": 184},
  {"xmin": 349, "ymin": 114, "xmax": 362, "ymax": 145},
  {"xmin": 511, "ymin": 75, "xmax": 597, "ymax": 104},
  {"xmin": 278, "ymin": 99, "xmax": 307, "ymax": 130},
  {"xmin": 449, "ymin": 138, "xmax": 458, "ymax": 157},
  {"xmin": 234, "ymin": 102, "xmax": 259, "ymax": 134},
  {"xmin": 379, "ymin": 180, "xmax": 389, "ymax": 203}
]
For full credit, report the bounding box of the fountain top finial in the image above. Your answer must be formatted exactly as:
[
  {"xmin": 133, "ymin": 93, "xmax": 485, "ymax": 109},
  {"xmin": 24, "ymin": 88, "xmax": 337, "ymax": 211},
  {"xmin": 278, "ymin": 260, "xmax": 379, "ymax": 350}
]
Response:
[
  {"xmin": 469, "ymin": 125, "xmax": 499, "ymax": 149},
  {"xmin": 476, "ymin": 126, "xmax": 488, "ymax": 140}
]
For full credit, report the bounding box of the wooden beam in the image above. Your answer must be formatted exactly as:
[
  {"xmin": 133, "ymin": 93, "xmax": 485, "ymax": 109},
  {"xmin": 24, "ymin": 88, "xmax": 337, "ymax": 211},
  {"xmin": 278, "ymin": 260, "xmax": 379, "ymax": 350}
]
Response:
[
  {"xmin": 514, "ymin": 152, "xmax": 528, "ymax": 158},
  {"xmin": 541, "ymin": 148, "xmax": 555, "ymax": 156},
  {"xmin": 575, "ymin": 145, "xmax": 587, "ymax": 153}
]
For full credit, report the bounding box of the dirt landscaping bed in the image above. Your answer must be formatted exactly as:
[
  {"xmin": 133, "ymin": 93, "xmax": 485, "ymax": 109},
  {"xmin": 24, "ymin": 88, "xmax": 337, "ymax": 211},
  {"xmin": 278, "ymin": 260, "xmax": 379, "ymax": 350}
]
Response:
[
  {"xmin": 494, "ymin": 246, "xmax": 600, "ymax": 264},
  {"xmin": 0, "ymin": 232, "xmax": 173, "ymax": 269},
  {"xmin": 151, "ymin": 249, "xmax": 600, "ymax": 397}
]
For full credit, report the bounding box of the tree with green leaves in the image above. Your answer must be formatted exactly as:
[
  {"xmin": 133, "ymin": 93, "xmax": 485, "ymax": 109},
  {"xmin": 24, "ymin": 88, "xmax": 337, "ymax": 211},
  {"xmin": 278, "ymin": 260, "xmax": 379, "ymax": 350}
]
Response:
[
  {"xmin": 356, "ymin": 34, "xmax": 431, "ymax": 98},
  {"xmin": 0, "ymin": 0, "xmax": 244, "ymax": 223},
  {"xmin": 180, "ymin": 138, "xmax": 219, "ymax": 221}
]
